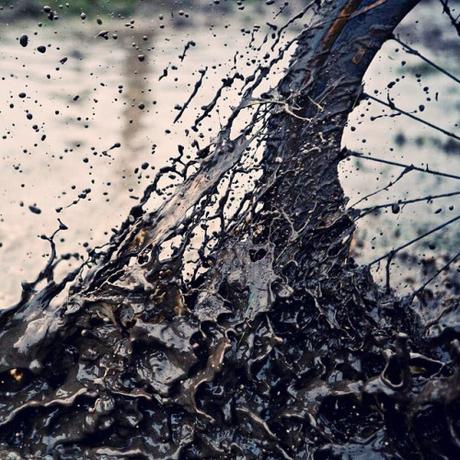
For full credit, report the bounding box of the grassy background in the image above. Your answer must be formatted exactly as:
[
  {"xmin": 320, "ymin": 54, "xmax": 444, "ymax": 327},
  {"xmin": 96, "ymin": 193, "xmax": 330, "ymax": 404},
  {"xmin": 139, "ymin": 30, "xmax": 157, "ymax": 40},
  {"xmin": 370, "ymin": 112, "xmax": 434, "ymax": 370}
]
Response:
[{"xmin": 0, "ymin": 0, "xmax": 141, "ymax": 17}]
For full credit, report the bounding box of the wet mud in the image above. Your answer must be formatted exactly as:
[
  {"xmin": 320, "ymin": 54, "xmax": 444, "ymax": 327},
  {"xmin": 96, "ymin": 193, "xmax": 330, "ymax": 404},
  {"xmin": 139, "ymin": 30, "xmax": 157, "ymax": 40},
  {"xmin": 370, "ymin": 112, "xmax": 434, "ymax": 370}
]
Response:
[{"xmin": 0, "ymin": 1, "xmax": 459, "ymax": 459}]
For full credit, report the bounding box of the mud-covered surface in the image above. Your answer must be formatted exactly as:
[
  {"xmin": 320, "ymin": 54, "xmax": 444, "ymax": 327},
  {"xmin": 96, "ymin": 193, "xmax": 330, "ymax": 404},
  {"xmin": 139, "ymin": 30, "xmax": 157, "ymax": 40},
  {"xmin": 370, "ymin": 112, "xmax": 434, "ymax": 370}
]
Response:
[{"xmin": 0, "ymin": 1, "xmax": 459, "ymax": 458}]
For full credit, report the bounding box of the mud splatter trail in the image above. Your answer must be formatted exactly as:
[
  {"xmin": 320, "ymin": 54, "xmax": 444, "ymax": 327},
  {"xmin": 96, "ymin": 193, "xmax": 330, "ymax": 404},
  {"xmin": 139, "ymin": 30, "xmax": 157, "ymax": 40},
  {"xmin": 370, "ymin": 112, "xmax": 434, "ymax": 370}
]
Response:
[{"xmin": 0, "ymin": 1, "xmax": 459, "ymax": 459}]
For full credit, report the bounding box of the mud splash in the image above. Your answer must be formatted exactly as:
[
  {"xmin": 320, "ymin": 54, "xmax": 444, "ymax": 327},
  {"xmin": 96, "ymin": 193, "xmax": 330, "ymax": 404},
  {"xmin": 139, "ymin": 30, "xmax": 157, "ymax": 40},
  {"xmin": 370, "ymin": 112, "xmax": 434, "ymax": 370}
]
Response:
[{"xmin": 0, "ymin": 1, "xmax": 459, "ymax": 458}]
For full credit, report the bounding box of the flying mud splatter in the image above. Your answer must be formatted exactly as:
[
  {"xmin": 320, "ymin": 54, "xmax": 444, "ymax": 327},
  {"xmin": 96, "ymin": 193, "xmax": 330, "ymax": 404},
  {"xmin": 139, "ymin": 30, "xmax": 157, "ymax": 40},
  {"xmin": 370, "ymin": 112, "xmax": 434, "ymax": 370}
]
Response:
[{"xmin": 0, "ymin": 1, "xmax": 459, "ymax": 458}]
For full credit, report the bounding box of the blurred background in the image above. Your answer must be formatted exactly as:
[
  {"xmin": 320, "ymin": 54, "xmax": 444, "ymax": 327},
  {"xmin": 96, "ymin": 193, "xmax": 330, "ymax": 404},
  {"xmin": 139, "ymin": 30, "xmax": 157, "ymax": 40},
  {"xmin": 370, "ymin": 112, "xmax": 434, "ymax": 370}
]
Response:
[{"xmin": 0, "ymin": 0, "xmax": 459, "ymax": 305}]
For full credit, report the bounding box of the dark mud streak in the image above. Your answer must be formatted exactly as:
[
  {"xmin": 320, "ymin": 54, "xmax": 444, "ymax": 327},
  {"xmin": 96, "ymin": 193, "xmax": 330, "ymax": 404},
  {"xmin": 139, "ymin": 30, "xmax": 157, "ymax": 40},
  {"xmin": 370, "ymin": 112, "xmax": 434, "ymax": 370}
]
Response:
[
  {"xmin": 174, "ymin": 67, "xmax": 208, "ymax": 124},
  {"xmin": 1, "ymin": 1, "xmax": 459, "ymax": 459}
]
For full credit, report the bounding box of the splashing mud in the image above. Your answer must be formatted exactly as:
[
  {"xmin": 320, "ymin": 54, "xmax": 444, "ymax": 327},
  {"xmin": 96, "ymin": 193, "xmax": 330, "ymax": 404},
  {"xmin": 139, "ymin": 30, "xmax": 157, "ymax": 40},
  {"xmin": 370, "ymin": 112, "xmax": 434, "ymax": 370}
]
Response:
[{"xmin": 0, "ymin": 1, "xmax": 459, "ymax": 458}]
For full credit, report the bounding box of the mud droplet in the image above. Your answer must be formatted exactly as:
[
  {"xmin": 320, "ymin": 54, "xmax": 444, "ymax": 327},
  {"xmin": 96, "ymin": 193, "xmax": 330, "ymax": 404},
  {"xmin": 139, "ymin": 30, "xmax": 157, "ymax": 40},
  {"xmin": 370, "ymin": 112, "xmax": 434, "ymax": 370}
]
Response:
[
  {"xmin": 97, "ymin": 31, "xmax": 109, "ymax": 40},
  {"xmin": 19, "ymin": 34, "xmax": 28, "ymax": 47},
  {"xmin": 28, "ymin": 205, "xmax": 42, "ymax": 215}
]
